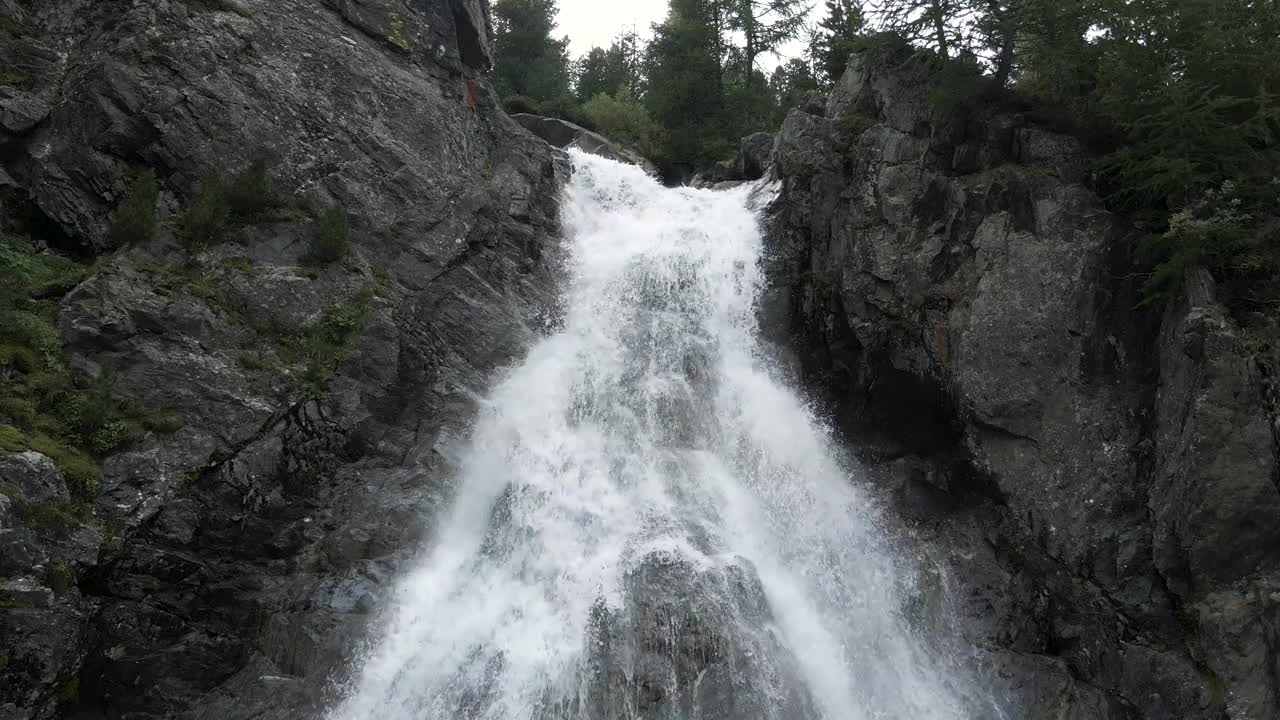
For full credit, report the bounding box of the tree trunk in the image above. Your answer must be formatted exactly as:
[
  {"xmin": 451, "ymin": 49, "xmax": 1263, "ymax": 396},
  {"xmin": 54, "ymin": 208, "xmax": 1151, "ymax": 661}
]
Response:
[{"xmin": 930, "ymin": 0, "xmax": 949, "ymax": 58}]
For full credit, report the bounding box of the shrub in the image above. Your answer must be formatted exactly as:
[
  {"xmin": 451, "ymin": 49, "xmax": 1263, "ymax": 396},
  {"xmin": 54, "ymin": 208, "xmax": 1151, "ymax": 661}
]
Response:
[
  {"xmin": 109, "ymin": 169, "xmax": 159, "ymax": 247},
  {"xmin": 581, "ymin": 92, "xmax": 663, "ymax": 158},
  {"xmin": 503, "ymin": 95, "xmax": 541, "ymax": 115},
  {"xmin": 181, "ymin": 174, "xmax": 230, "ymax": 248},
  {"xmin": 45, "ymin": 561, "xmax": 76, "ymax": 595},
  {"xmin": 538, "ymin": 94, "xmax": 596, "ymax": 130},
  {"xmin": 283, "ymin": 288, "xmax": 373, "ymax": 396},
  {"xmin": 226, "ymin": 158, "xmax": 275, "ymax": 220},
  {"xmin": 306, "ymin": 207, "xmax": 349, "ymax": 265}
]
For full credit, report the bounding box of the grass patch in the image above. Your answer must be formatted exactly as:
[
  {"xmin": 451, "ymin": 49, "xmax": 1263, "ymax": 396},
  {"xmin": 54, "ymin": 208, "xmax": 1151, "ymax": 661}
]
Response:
[{"xmin": 1, "ymin": 238, "xmax": 180, "ymax": 514}]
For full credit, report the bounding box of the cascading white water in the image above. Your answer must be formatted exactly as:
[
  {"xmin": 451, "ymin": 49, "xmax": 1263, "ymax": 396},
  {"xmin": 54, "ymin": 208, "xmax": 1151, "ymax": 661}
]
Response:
[{"xmin": 329, "ymin": 152, "xmax": 972, "ymax": 720}]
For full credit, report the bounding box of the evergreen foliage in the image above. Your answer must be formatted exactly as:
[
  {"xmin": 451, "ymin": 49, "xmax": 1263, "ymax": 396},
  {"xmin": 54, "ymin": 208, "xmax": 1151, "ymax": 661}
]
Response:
[
  {"xmin": 492, "ymin": 0, "xmax": 572, "ymax": 103},
  {"xmin": 307, "ymin": 207, "xmax": 350, "ymax": 265},
  {"xmin": 109, "ymin": 170, "xmax": 159, "ymax": 247},
  {"xmin": 813, "ymin": 0, "xmax": 864, "ymax": 85},
  {"xmin": 493, "ymin": 0, "xmax": 1278, "ymax": 308}
]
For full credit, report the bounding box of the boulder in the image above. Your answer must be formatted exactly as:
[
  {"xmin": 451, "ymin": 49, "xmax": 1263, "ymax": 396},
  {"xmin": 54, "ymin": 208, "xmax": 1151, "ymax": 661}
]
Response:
[
  {"xmin": 735, "ymin": 132, "xmax": 775, "ymax": 180},
  {"xmin": 510, "ymin": 113, "xmax": 659, "ymax": 176}
]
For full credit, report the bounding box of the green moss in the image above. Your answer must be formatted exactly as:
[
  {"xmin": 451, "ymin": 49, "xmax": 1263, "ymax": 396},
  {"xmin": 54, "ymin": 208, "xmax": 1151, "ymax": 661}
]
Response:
[
  {"xmin": 0, "ymin": 395, "xmax": 37, "ymax": 426},
  {"xmin": 0, "ymin": 425, "xmax": 24, "ymax": 452},
  {"xmin": 306, "ymin": 207, "xmax": 350, "ymax": 265},
  {"xmin": 220, "ymin": 255, "xmax": 254, "ymax": 273},
  {"xmin": 0, "ymin": 235, "xmax": 86, "ymax": 302},
  {"xmin": 109, "ymin": 169, "xmax": 160, "ymax": 247},
  {"xmin": 27, "ymin": 433, "xmax": 99, "ymax": 503},
  {"xmin": 388, "ymin": 13, "xmax": 411, "ymax": 51}
]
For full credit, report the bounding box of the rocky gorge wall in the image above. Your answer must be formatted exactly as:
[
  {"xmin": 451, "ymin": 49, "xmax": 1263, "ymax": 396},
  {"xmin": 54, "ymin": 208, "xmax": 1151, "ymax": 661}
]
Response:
[
  {"xmin": 2, "ymin": 0, "xmax": 1277, "ymax": 717},
  {"xmin": 759, "ymin": 51, "xmax": 1280, "ymax": 719},
  {"xmin": 0, "ymin": 1, "xmax": 568, "ymax": 718}
]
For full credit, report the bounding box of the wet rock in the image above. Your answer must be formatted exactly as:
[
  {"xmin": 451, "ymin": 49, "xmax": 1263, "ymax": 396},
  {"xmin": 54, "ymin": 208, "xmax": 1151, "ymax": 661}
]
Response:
[
  {"xmin": 511, "ymin": 113, "xmax": 658, "ymax": 175},
  {"xmin": 0, "ymin": 0, "xmax": 567, "ymax": 717},
  {"xmin": 574, "ymin": 552, "xmax": 819, "ymax": 720},
  {"xmin": 735, "ymin": 132, "xmax": 774, "ymax": 180},
  {"xmin": 0, "ymin": 452, "xmax": 67, "ymax": 505},
  {"xmin": 763, "ymin": 48, "xmax": 1280, "ymax": 719}
]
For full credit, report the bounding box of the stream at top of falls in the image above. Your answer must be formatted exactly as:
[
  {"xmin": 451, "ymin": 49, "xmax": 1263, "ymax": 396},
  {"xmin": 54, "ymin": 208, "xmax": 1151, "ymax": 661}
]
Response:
[{"xmin": 329, "ymin": 151, "xmax": 980, "ymax": 720}]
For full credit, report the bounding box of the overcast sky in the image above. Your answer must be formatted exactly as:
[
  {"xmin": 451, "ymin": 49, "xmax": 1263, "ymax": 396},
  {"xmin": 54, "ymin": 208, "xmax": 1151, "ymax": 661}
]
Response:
[
  {"xmin": 557, "ymin": 0, "xmax": 669, "ymax": 57},
  {"xmin": 556, "ymin": 0, "xmax": 811, "ymax": 70}
]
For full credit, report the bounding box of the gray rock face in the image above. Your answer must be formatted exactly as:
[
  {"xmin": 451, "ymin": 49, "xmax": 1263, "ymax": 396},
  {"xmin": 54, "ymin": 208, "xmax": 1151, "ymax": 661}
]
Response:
[
  {"xmin": 690, "ymin": 133, "xmax": 777, "ymax": 188},
  {"xmin": 511, "ymin": 113, "xmax": 659, "ymax": 176},
  {"xmin": 570, "ymin": 553, "xmax": 818, "ymax": 720},
  {"xmin": 735, "ymin": 132, "xmax": 774, "ymax": 181},
  {"xmin": 762, "ymin": 49, "xmax": 1280, "ymax": 719},
  {"xmin": 0, "ymin": 0, "xmax": 567, "ymax": 718}
]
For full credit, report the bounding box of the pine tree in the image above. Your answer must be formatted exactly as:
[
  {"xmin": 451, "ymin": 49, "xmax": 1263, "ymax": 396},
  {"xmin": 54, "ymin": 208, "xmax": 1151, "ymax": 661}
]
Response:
[
  {"xmin": 728, "ymin": 0, "xmax": 812, "ymax": 82},
  {"xmin": 814, "ymin": 0, "xmax": 864, "ymax": 85},
  {"xmin": 770, "ymin": 57, "xmax": 820, "ymax": 122},
  {"xmin": 575, "ymin": 48, "xmax": 613, "ymax": 102},
  {"xmin": 645, "ymin": 0, "xmax": 732, "ymax": 177},
  {"xmin": 492, "ymin": 0, "xmax": 572, "ymax": 103}
]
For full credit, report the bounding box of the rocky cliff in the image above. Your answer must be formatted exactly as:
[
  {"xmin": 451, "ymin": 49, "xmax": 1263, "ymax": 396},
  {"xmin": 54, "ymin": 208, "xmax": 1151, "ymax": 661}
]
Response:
[
  {"xmin": 761, "ymin": 49, "xmax": 1280, "ymax": 719},
  {"xmin": 0, "ymin": 1, "xmax": 567, "ymax": 718}
]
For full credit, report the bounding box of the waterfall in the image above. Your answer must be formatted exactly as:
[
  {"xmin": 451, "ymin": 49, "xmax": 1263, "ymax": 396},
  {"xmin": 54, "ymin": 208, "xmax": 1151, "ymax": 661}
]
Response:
[{"xmin": 329, "ymin": 152, "xmax": 971, "ymax": 720}]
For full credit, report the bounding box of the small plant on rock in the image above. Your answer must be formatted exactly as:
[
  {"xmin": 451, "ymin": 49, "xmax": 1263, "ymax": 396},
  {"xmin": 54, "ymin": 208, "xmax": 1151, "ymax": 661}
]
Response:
[
  {"xmin": 109, "ymin": 169, "xmax": 160, "ymax": 247},
  {"xmin": 181, "ymin": 174, "xmax": 230, "ymax": 248},
  {"xmin": 227, "ymin": 157, "xmax": 276, "ymax": 220},
  {"xmin": 306, "ymin": 206, "xmax": 350, "ymax": 265}
]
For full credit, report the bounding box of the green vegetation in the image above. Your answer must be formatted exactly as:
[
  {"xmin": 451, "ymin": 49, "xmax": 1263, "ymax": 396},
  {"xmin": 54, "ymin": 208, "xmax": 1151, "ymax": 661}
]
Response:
[
  {"xmin": 108, "ymin": 170, "xmax": 159, "ymax": 247},
  {"xmin": 492, "ymin": 0, "xmax": 573, "ymax": 105},
  {"xmin": 856, "ymin": 0, "xmax": 1280, "ymax": 307},
  {"xmin": 493, "ymin": 0, "xmax": 814, "ymax": 178},
  {"xmin": 181, "ymin": 174, "xmax": 231, "ymax": 248},
  {"xmin": 44, "ymin": 561, "xmax": 76, "ymax": 595},
  {"xmin": 388, "ymin": 12, "xmax": 411, "ymax": 51},
  {"xmin": 581, "ymin": 92, "xmax": 663, "ymax": 159},
  {"xmin": 276, "ymin": 289, "xmax": 374, "ymax": 397},
  {"xmin": 306, "ymin": 207, "xmax": 350, "ymax": 265},
  {"xmin": 237, "ymin": 288, "xmax": 375, "ymax": 396},
  {"xmin": 495, "ymin": 0, "xmax": 1279, "ymax": 307},
  {"xmin": 181, "ymin": 158, "xmax": 285, "ymax": 248},
  {"xmin": 1, "ymin": 238, "xmax": 180, "ymax": 517},
  {"xmin": 225, "ymin": 157, "xmax": 277, "ymax": 221},
  {"xmin": 55, "ymin": 676, "xmax": 80, "ymax": 708}
]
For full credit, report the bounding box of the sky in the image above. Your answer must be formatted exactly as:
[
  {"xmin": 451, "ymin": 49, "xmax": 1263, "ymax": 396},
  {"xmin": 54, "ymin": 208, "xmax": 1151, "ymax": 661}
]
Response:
[
  {"xmin": 557, "ymin": 0, "xmax": 669, "ymax": 58},
  {"xmin": 556, "ymin": 0, "xmax": 813, "ymax": 71}
]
